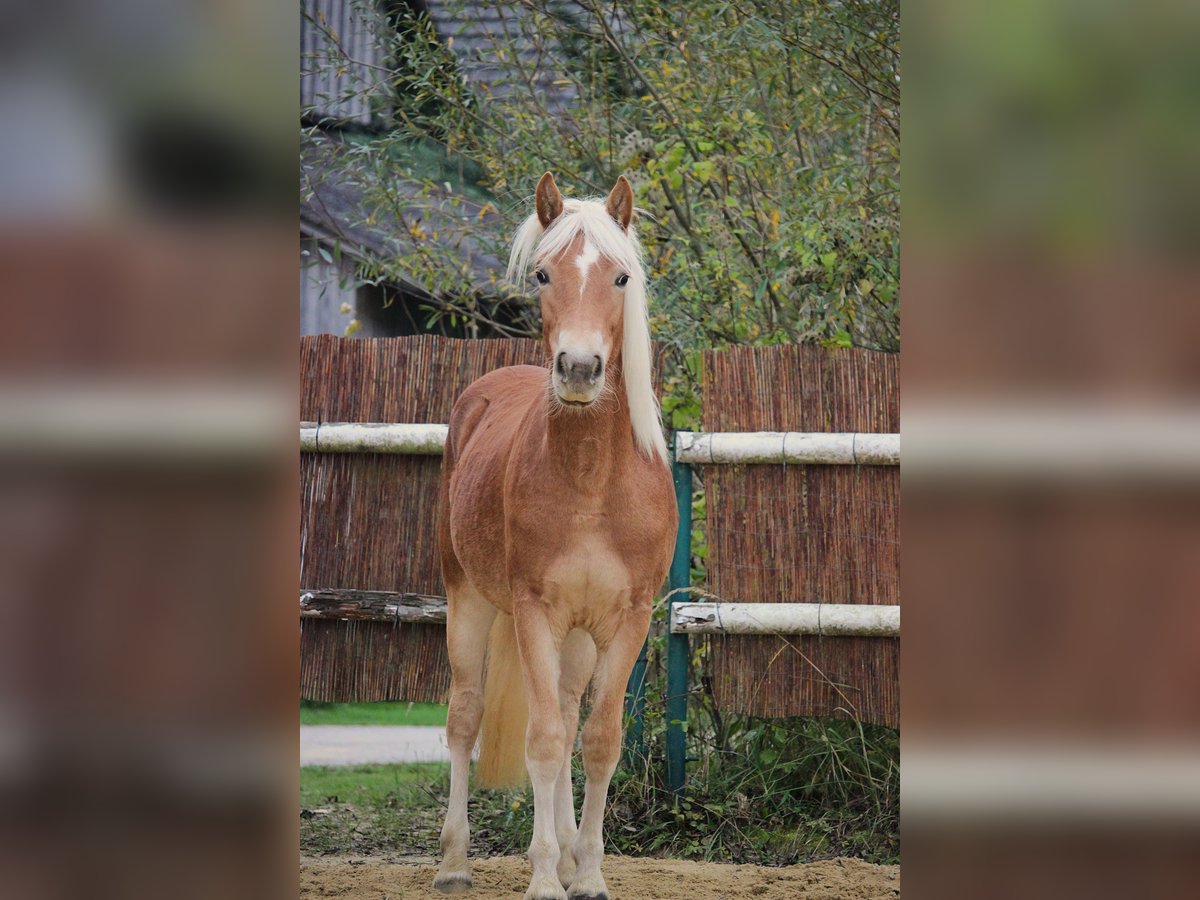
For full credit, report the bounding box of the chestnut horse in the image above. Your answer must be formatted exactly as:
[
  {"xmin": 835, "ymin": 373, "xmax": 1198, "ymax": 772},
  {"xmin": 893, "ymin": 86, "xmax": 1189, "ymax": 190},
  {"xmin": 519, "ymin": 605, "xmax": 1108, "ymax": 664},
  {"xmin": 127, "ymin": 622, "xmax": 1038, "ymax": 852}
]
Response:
[{"xmin": 433, "ymin": 173, "xmax": 677, "ymax": 900}]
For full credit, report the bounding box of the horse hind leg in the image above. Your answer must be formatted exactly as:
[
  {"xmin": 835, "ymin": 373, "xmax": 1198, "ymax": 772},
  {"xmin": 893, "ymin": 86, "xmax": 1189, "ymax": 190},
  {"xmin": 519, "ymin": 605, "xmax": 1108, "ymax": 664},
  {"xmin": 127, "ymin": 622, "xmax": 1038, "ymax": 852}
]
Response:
[
  {"xmin": 433, "ymin": 582, "xmax": 496, "ymax": 894},
  {"xmin": 554, "ymin": 629, "xmax": 597, "ymax": 888}
]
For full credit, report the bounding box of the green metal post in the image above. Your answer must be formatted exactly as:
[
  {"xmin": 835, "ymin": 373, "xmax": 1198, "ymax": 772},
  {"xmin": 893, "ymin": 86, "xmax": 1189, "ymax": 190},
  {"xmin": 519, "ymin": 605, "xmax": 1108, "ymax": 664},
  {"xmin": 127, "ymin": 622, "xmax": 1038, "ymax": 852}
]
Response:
[
  {"xmin": 666, "ymin": 435, "xmax": 693, "ymax": 795},
  {"xmin": 622, "ymin": 638, "xmax": 649, "ymax": 767}
]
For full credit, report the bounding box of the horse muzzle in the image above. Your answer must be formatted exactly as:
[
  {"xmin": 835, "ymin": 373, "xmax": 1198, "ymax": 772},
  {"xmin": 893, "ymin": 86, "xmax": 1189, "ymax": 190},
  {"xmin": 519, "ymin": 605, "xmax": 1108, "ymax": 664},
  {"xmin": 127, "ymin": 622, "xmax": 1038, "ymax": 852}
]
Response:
[{"xmin": 554, "ymin": 350, "xmax": 604, "ymax": 405}]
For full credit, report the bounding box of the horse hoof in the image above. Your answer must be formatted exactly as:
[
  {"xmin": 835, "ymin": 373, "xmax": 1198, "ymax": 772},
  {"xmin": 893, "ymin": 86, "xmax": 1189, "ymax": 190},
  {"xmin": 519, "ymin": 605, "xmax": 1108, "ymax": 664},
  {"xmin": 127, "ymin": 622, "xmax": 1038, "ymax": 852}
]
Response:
[
  {"xmin": 567, "ymin": 882, "xmax": 608, "ymax": 900},
  {"xmin": 524, "ymin": 889, "xmax": 568, "ymax": 900},
  {"xmin": 433, "ymin": 872, "xmax": 472, "ymax": 894}
]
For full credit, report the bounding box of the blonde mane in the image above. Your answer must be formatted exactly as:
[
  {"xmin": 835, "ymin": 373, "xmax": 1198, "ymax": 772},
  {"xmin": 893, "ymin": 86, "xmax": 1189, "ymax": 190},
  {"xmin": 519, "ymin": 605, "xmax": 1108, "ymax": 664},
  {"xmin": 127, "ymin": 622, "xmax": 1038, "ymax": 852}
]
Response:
[{"xmin": 506, "ymin": 197, "xmax": 669, "ymax": 464}]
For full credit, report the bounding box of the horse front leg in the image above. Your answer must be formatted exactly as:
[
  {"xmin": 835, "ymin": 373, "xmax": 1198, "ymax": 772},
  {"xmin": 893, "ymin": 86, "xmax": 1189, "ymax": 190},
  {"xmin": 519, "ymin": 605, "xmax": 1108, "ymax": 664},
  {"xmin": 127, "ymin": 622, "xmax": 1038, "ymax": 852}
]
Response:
[
  {"xmin": 434, "ymin": 586, "xmax": 496, "ymax": 894},
  {"xmin": 515, "ymin": 602, "xmax": 568, "ymax": 900},
  {"xmin": 555, "ymin": 629, "xmax": 598, "ymax": 888},
  {"xmin": 568, "ymin": 603, "xmax": 652, "ymax": 900}
]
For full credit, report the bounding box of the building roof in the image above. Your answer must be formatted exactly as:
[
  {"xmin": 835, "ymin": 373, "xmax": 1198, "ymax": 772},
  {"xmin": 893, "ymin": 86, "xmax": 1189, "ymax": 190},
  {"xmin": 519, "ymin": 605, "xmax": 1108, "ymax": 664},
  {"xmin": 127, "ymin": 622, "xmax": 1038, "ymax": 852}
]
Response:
[
  {"xmin": 423, "ymin": 1, "xmax": 586, "ymax": 116},
  {"xmin": 300, "ymin": 1, "xmax": 617, "ymax": 296}
]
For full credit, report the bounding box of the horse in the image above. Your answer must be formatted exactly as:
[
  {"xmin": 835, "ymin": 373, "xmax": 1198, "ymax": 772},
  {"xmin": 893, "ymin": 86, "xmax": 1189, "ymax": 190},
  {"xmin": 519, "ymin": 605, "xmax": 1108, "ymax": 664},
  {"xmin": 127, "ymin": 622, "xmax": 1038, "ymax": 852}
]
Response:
[{"xmin": 433, "ymin": 172, "xmax": 677, "ymax": 900}]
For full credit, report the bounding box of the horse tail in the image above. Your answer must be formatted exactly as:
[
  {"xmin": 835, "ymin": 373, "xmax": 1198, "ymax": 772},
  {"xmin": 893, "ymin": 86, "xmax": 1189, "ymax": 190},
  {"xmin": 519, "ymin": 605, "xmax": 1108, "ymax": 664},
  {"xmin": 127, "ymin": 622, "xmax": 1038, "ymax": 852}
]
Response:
[{"xmin": 477, "ymin": 612, "xmax": 529, "ymax": 788}]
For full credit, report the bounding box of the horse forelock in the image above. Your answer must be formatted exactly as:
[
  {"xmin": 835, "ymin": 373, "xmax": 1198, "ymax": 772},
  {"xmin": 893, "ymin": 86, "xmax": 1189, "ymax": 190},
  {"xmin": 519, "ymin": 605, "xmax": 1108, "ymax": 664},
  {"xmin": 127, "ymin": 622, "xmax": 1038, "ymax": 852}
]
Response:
[{"xmin": 506, "ymin": 197, "xmax": 668, "ymax": 464}]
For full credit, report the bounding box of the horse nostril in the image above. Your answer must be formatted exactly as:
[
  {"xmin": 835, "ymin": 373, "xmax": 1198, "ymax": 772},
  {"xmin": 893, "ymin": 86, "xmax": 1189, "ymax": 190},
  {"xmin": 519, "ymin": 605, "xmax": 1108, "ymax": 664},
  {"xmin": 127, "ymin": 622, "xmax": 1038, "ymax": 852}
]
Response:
[
  {"xmin": 591, "ymin": 356, "xmax": 602, "ymax": 380},
  {"xmin": 555, "ymin": 352, "xmax": 567, "ymax": 378}
]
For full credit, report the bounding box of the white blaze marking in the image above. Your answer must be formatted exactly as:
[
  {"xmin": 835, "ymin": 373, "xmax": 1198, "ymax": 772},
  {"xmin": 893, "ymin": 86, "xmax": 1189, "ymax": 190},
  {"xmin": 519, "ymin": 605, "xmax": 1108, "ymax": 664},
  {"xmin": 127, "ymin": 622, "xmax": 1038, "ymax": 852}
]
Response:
[{"xmin": 575, "ymin": 240, "xmax": 599, "ymax": 299}]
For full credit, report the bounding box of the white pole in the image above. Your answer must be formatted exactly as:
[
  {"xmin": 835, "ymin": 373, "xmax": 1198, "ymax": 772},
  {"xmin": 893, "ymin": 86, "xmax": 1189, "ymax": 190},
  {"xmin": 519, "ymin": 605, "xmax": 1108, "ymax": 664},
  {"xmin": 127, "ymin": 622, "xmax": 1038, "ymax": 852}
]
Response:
[
  {"xmin": 903, "ymin": 406, "xmax": 1200, "ymax": 481},
  {"xmin": 300, "ymin": 422, "xmax": 449, "ymax": 454},
  {"xmin": 0, "ymin": 385, "xmax": 284, "ymax": 460},
  {"xmin": 903, "ymin": 745, "xmax": 1200, "ymax": 823},
  {"xmin": 674, "ymin": 431, "xmax": 899, "ymax": 465},
  {"xmin": 671, "ymin": 602, "xmax": 899, "ymax": 637},
  {"xmin": 297, "ymin": 424, "xmax": 900, "ymax": 464}
]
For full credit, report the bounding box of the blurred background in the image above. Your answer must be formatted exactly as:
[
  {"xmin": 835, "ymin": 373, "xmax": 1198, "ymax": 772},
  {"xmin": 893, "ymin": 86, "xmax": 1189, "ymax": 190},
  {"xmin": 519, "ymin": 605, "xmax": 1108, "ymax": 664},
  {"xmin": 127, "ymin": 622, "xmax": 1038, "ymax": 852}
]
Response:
[
  {"xmin": 0, "ymin": 2, "xmax": 296, "ymax": 898},
  {"xmin": 0, "ymin": 0, "xmax": 1198, "ymax": 897},
  {"xmin": 904, "ymin": 0, "xmax": 1200, "ymax": 897}
]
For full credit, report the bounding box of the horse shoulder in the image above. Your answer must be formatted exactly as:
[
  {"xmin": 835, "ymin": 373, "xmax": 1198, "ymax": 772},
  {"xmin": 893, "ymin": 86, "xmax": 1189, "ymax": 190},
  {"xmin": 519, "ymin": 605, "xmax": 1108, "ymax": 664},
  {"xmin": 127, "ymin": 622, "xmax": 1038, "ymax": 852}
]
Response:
[
  {"xmin": 604, "ymin": 455, "xmax": 678, "ymax": 577},
  {"xmin": 628, "ymin": 454, "xmax": 677, "ymax": 517},
  {"xmin": 447, "ymin": 365, "xmax": 546, "ymax": 461}
]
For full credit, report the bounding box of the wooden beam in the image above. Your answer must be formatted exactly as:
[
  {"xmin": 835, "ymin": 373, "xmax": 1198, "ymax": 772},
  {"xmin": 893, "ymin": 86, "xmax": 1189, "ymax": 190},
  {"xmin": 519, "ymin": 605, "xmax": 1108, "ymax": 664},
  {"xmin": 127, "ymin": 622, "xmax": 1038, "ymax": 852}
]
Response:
[{"xmin": 300, "ymin": 589, "xmax": 447, "ymax": 623}]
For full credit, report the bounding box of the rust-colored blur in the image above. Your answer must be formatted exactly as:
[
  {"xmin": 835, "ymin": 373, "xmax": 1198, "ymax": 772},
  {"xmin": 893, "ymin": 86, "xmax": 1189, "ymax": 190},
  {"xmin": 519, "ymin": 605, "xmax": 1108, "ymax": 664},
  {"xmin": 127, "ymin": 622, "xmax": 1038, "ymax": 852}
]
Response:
[
  {"xmin": 904, "ymin": 0, "xmax": 1200, "ymax": 897},
  {"xmin": 0, "ymin": 1, "xmax": 296, "ymax": 898}
]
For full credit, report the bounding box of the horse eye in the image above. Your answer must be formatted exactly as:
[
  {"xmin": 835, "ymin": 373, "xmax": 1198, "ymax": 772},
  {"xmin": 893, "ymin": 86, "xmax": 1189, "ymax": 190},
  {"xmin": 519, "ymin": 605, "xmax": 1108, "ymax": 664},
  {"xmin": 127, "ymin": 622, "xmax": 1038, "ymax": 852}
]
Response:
[
  {"xmin": 534, "ymin": 269, "xmax": 549, "ymax": 285},
  {"xmin": 615, "ymin": 273, "xmax": 629, "ymax": 287}
]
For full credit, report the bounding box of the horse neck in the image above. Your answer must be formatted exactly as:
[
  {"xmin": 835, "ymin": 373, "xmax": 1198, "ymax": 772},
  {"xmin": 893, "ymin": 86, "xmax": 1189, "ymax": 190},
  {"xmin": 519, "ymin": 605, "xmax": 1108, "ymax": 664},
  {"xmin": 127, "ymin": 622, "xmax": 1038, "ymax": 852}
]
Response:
[{"xmin": 543, "ymin": 356, "xmax": 635, "ymax": 483}]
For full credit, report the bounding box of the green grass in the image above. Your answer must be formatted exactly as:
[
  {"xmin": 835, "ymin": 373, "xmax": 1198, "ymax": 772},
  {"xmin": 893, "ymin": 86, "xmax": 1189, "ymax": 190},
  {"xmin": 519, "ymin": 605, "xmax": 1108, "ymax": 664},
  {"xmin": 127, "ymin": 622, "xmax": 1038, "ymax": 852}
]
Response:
[
  {"xmin": 300, "ymin": 700, "xmax": 448, "ymax": 727},
  {"xmin": 606, "ymin": 716, "xmax": 899, "ymax": 864},
  {"xmin": 301, "ymin": 762, "xmax": 449, "ymax": 857},
  {"xmin": 301, "ymin": 762, "xmax": 447, "ymax": 809},
  {"xmin": 299, "ymin": 716, "xmax": 898, "ymax": 866}
]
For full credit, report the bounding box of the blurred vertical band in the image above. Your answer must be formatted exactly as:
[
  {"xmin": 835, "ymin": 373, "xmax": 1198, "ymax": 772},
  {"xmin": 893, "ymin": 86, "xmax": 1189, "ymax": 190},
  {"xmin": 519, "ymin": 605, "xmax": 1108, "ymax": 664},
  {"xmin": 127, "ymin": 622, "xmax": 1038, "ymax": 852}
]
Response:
[
  {"xmin": 0, "ymin": 2, "xmax": 297, "ymax": 898},
  {"xmin": 904, "ymin": 0, "xmax": 1200, "ymax": 897}
]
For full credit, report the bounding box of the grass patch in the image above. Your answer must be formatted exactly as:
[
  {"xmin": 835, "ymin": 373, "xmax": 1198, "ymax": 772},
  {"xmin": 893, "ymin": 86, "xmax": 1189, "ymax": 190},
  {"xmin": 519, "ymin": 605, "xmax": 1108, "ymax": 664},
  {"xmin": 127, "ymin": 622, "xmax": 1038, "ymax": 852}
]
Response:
[
  {"xmin": 606, "ymin": 716, "xmax": 898, "ymax": 865},
  {"xmin": 301, "ymin": 763, "xmax": 448, "ymax": 857},
  {"xmin": 301, "ymin": 762, "xmax": 447, "ymax": 809},
  {"xmin": 300, "ymin": 700, "xmax": 448, "ymax": 727},
  {"xmin": 299, "ymin": 717, "xmax": 898, "ymax": 866}
]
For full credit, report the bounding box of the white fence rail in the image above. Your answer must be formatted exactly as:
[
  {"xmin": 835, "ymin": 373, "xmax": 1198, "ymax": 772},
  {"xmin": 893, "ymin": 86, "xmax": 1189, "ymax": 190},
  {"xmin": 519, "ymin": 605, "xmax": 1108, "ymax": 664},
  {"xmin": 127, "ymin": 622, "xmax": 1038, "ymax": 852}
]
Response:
[
  {"xmin": 299, "ymin": 422, "xmax": 900, "ymax": 464},
  {"xmin": 300, "ymin": 422, "xmax": 448, "ymax": 454},
  {"xmin": 671, "ymin": 602, "xmax": 900, "ymax": 637},
  {"xmin": 675, "ymin": 431, "xmax": 898, "ymax": 465}
]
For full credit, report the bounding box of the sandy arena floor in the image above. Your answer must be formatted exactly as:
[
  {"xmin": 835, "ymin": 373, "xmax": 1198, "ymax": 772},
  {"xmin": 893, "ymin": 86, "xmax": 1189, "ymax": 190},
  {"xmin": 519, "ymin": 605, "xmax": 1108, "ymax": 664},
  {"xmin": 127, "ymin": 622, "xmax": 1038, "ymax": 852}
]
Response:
[{"xmin": 300, "ymin": 854, "xmax": 900, "ymax": 899}]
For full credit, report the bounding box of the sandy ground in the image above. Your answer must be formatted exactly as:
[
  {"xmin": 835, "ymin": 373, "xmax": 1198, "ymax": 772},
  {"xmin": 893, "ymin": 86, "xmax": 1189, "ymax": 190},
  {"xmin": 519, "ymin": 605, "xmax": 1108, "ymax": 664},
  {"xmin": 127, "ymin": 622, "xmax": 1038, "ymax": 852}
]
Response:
[
  {"xmin": 301, "ymin": 726, "xmax": 453, "ymax": 766},
  {"xmin": 300, "ymin": 854, "xmax": 900, "ymax": 899}
]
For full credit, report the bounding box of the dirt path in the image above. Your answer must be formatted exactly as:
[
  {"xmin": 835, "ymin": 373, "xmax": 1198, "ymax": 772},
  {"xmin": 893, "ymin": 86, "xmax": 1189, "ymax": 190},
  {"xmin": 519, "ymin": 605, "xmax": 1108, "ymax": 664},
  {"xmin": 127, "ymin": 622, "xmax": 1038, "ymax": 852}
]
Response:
[
  {"xmin": 301, "ymin": 726, "xmax": 451, "ymax": 765},
  {"xmin": 301, "ymin": 854, "xmax": 899, "ymax": 899}
]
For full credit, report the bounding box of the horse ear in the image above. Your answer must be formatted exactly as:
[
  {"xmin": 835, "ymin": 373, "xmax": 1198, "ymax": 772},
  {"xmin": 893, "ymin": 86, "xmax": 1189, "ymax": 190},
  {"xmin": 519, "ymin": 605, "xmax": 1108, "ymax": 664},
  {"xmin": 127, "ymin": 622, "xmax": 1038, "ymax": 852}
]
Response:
[
  {"xmin": 535, "ymin": 172, "xmax": 564, "ymax": 227},
  {"xmin": 605, "ymin": 175, "xmax": 634, "ymax": 230}
]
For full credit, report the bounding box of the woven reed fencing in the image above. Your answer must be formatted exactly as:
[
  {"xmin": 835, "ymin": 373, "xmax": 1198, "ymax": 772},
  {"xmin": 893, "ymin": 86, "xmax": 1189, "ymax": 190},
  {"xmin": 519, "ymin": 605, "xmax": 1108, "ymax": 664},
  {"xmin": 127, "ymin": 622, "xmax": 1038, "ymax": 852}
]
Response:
[
  {"xmin": 700, "ymin": 345, "xmax": 899, "ymax": 726},
  {"xmin": 300, "ymin": 336, "xmax": 900, "ymax": 724},
  {"xmin": 300, "ymin": 334, "xmax": 543, "ymax": 701}
]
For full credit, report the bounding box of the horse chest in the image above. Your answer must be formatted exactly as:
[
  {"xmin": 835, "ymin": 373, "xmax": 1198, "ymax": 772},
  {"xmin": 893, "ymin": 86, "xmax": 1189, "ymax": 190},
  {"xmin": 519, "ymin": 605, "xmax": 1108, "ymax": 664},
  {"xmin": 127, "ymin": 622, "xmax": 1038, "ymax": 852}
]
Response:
[{"xmin": 541, "ymin": 525, "xmax": 633, "ymax": 610}]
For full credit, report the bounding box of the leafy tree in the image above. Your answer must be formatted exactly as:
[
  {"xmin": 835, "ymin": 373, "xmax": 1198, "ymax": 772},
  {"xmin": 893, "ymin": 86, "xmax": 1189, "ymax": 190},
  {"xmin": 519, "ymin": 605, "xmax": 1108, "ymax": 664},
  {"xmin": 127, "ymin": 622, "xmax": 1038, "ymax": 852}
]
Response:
[{"xmin": 303, "ymin": 0, "xmax": 899, "ymax": 382}]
